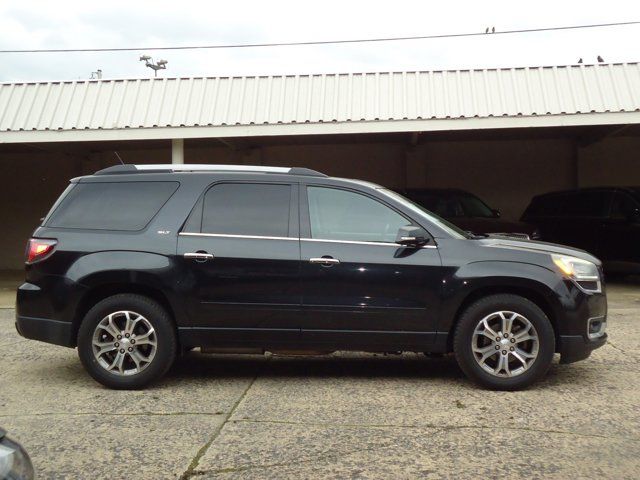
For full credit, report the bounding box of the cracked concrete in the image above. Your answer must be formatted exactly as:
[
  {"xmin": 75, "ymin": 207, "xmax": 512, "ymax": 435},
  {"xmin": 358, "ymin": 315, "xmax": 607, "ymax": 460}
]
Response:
[{"xmin": 0, "ymin": 282, "xmax": 639, "ymax": 479}]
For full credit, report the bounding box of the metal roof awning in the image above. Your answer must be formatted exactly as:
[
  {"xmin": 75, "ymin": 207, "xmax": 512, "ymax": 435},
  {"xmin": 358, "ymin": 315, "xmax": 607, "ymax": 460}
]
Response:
[{"xmin": 1, "ymin": 63, "xmax": 640, "ymax": 144}]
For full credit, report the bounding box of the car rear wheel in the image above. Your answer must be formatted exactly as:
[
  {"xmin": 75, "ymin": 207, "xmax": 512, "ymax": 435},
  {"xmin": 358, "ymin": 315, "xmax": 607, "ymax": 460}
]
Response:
[
  {"xmin": 453, "ymin": 294, "xmax": 555, "ymax": 390},
  {"xmin": 78, "ymin": 294, "xmax": 177, "ymax": 389}
]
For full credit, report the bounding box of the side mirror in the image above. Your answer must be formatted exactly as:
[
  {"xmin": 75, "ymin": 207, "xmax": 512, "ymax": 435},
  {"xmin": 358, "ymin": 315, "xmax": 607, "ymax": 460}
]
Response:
[
  {"xmin": 491, "ymin": 209, "xmax": 501, "ymax": 218},
  {"xmin": 628, "ymin": 208, "xmax": 640, "ymax": 224},
  {"xmin": 396, "ymin": 226, "xmax": 430, "ymax": 247}
]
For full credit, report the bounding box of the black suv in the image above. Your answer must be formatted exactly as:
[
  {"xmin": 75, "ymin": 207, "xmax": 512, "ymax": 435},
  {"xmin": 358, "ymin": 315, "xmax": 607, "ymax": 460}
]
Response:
[
  {"xmin": 16, "ymin": 165, "xmax": 607, "ymax": 390},
  {"xmin": 522, "ymin": 187, "xmax": 640, "ymax": 274}
]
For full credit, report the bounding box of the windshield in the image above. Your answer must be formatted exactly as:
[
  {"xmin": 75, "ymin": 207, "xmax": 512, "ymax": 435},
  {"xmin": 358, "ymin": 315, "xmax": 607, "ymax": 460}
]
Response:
[
  {"xmin": 627, "ymin": 188, "xmax": 640, "ymax": 201},
  {"xmin": 378, "ymin": 188, "xmax": 471, "ymax": 239},
  {"xmin": 457, "ymin": 193, "xmax": 494, "ymax": 218}
]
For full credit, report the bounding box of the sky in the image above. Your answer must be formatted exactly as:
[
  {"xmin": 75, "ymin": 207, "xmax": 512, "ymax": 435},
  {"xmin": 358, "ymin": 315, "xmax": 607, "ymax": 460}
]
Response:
[{"xmin": 1, "ymin": 0, "xmax": 640, "ymax": 82}]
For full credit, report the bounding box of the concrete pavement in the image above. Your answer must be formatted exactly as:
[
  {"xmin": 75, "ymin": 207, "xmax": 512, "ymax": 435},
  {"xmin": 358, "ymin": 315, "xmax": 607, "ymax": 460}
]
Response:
[{"xmin": 0, "ymin": 283, "xmax": 638, "ymax": 479}]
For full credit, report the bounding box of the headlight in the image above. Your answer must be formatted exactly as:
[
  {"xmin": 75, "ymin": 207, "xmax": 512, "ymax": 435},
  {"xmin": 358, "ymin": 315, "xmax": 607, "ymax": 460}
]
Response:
[
  {"xmin": 0, "ymin": 429, "xmax": 34, "ymax": 480},
  {"xmin": 552, "ymin": 254, "xmax": 601, "ymax": 293}
]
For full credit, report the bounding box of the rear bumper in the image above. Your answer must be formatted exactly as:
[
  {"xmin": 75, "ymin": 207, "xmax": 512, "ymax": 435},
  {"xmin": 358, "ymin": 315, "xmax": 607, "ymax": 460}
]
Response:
[
  {"xmin": 15, "ymin": 278, "xmax": 86, "ymax": 348},
  {"xmin": 15, "ymin": 315, "xmax": 75, "ymax": 348},
  {"xmin": 558, "ymin": 333, "xmax": 607, "ymax": 364}
]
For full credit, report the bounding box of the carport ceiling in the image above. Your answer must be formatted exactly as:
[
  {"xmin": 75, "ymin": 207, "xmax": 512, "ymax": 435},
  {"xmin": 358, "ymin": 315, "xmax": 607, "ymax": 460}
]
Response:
[{"xmin": 1, "ymin": 123, "xmax": 638, "ymax": 156}]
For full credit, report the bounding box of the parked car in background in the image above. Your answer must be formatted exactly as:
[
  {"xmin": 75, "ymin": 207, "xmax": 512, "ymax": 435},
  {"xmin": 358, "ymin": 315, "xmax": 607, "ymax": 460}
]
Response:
[
  {"xmin": 0, "ymin": 427, "xmax": 34, "ymax": 480},
  {"xmin": 402, "ymin": 188, "xmax": 539, "ymax": 239},
  {"xmin": 522, "ymin": 187, "xmax": 640, "ymax": 274},
  {"xmin": 16, "ymin": 164, "xmax": 607, "ymax": 391}
]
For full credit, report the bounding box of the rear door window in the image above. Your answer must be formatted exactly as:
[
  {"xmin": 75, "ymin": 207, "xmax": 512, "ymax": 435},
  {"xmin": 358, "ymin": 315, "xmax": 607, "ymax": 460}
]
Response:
[
  {"xmin": 46, "ymin": 181, "xmax": 179, "ymax": 230},
  {"xmin": 199, "ymin": 183, "xmax": 292, "ymax": 237}
]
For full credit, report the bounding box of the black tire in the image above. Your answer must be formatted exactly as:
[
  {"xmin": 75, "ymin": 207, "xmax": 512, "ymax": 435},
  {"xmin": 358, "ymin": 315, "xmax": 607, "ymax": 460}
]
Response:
[
  {"xmin": 453, "ymin": 294, "xmax": 555, "ymax": 391},
  {"xmin": 77, "ymin": 294, "xmax": 177, "ymax": 389}
]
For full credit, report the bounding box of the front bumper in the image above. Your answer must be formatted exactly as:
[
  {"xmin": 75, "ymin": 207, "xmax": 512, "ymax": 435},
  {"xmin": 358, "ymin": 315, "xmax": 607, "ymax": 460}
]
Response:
[
  {"xmin": 558, "ymin": 332, "xmax": 607, "ymax": 364},
  {"xmin": 552, "ymin": 275, "xmax": 608, "ymax": 363}
]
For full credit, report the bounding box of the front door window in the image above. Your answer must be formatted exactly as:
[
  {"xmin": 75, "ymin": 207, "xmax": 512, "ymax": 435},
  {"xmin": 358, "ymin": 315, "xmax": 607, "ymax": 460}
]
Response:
[{"xmin": 307, "ymin": 186, "xmax": 411, "ymax": 243}]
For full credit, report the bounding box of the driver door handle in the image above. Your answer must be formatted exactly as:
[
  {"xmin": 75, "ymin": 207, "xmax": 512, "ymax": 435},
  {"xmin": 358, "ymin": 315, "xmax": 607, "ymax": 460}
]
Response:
[{"xmin": 309, "ymin": 257, "xmax": 340, "ymax": 266}]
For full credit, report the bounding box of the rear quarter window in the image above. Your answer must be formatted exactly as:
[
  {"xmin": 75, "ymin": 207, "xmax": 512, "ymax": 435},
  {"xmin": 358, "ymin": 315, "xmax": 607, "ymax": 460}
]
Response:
[{"xmin": 46, "ymin": 181, "xmax": 179, "ymax": 230}]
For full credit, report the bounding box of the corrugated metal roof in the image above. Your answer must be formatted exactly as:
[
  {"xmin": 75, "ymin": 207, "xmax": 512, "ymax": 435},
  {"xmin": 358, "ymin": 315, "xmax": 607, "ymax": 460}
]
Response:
[{"xmin": 1, "ymin": 63, "xmax": 640, "ymax": 136}]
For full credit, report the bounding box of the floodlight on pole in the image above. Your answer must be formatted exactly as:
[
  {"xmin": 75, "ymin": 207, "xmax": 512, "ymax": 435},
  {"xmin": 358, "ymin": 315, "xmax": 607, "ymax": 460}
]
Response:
[{"xmin": 139, "ymin": 55, "xmax": 167, "ymax": 77}]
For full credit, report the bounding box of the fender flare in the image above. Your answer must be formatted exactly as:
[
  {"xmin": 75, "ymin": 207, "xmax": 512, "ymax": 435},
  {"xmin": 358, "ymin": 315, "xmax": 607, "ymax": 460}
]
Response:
[{"xmin": 438, "ymin": 260, "xmax": 569, "ymax": 335}]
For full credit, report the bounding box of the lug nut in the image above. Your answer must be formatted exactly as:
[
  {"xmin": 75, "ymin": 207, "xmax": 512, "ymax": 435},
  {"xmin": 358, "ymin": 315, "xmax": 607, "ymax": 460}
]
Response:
[
  {"xmin": 502, "ymin": 350, "xmax": 507, "ymax": 355},
  {"xmin": 510, "ymin": 338, "xmax": 516, "ymax": 343},
  {"xmin": 114, "ymin": 342, "xmax": 119, "ymax": 347},
  {"xmin": 496, "ymin": 337, "xmax": 501, "ymax": 342},
  {"xmin": 504, "ymin": 333, "xmax": 509, "ymax": 338},
  {"xmin": 120, "ymin": 349, "xmax": 125, "ymax": 353},
  {"xmin": 130, "ymin": 339, "xmax": 136, "ymax": 344},
  {"xmin": 495, "ymin": 345, "xmax": 500, "ymax": 350},
  {"xmin": 128, "ymin": 347, "xmax": 133, "ymax": 352},
  {"xmin": 117, "ymin": 335, "xmax": 122, "ymax": 340},
  {"xmin": 125, "ymin": 333, "xmax": 130, "ymax": 338},
  {"xmin": 510, "ymin": 347, "xmax": 515, "ymax": 351}
]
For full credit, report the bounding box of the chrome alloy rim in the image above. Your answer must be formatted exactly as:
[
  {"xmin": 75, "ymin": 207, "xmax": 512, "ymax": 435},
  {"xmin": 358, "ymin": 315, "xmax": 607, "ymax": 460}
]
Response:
[
  {"xmin": 91, "ymin": 311, "xmax": 157, "ymax": 376},
  {"xmin": 471, "ymin": 311, "xmax": 539, "ymax": 378}
]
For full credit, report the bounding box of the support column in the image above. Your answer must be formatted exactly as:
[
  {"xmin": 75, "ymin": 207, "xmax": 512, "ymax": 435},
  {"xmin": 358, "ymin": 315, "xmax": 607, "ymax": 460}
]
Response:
[{"xmin": 171, "ymin": 138, "xmax": 184, "ymax": 164}]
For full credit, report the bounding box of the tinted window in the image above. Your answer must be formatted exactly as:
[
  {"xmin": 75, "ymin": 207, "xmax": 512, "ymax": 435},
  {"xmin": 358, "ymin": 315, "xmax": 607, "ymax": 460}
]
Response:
[
  {"xmin": 406, "ymin": 193, "xmax": 441, "ymax": 213},
  {"xmin": 563, "ymin": 191, "xmax": 612, "ymax": 217},
  {"xmin": 458, "ymin": 194, "xmax": 494, "ymax": 218},
  {"xmin": 610, "ymin": 192, "xmax": 639, "ymax": 220},
  {"xmin": 524, "ymin": 195, "xmax": 563, "ymax": 217},
  {"xmin": 407, "ymin": 191, "xmax": 493, "ymax": 218},
  {"xmin": 201, "ymin": 183, "xmax": 291, "ymax": 237},
  {"xmin": 419, "ymin": 194, "xmax": 462, "ymax": 218},
  {"xmin": 308, "ymin": 187, "xmax": 411, "ymax": 243},
  {"xmin": 525, "ymin": 192, "xmax": 612, "ymax": 218},
  {"xmin": 47, "ymin": 181, "xmax": 178, "ymax": 230}
]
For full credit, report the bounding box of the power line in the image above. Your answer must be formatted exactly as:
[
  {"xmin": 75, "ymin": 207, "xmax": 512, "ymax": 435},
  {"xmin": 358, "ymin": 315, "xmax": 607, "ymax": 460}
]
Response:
[{"xmin": 1, "ymin": 20, "xmax": 639, "ymax": 54}]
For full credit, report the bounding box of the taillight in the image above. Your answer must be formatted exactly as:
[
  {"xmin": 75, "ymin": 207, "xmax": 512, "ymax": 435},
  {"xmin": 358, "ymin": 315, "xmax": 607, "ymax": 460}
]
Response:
[{"xmin": 26, "ymin": 238, "xmax": 57, "ymax": 264}]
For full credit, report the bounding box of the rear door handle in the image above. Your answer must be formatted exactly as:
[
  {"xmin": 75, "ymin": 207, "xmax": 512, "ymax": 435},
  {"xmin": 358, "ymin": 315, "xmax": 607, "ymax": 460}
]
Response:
[
  {"xmin": 184, "ymin": 252, "xmax": 214, "ymax": 262},
  {"xmin": 309, "ymin": 257, "xmax": 340, "ymax": 266}
]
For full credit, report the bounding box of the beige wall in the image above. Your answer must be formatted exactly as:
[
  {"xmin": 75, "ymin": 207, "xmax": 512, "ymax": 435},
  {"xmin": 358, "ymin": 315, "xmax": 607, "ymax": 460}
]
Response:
[
  {"xmin": 201, "ymin": 139, "xmax": 576, "ymax": 221},
  {"xmin": 414, "ymin": 138, "xmax": 576, "ymax": 220},
  {"xmin": 578, "ymin": 136, "xmax": 640, "ymax": 187},
  {"xmin": 1, "ymin": 133, "xmax": 638, "ymax": 270},
  {"xmin": 0, "ymin": 152, "xmax": 83, "ymax": 270}
]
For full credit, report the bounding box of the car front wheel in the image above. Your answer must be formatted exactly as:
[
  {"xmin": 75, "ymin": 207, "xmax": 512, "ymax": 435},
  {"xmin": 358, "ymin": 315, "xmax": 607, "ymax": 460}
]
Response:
[
  {"xmin": 77, "ymin": 294, "xmax": 177, "ymax": 389},
  {"xmin": 453, "ymin": 294, "xmax": 555, "ymax": 390}
]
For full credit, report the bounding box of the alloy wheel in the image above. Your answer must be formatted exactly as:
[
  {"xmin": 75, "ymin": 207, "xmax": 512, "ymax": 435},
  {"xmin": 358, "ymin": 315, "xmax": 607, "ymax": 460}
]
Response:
[
  {"xmin": 471, "ymin": 310, "xmax": 539, "ymax": 378},
  {"xmin": 91, "ymin": 310, "xmax": 157, "ymax": 376}
]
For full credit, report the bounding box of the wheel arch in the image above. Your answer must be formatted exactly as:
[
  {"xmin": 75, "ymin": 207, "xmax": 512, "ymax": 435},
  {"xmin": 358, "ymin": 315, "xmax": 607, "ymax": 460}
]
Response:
[
  {"xmin": 72, "ymin": 282, "xmax": 178, "ymax": 347},
  {"xmin": 446, "ymin": 284, "xmax": 560, "ymax": 353}
]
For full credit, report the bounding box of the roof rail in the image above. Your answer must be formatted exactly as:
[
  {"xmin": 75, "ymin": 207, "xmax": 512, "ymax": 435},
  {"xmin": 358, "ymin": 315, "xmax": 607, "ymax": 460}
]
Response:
[{"xmin": 95, "ymin": 164, "xmax": 327, "ymax": 177}]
